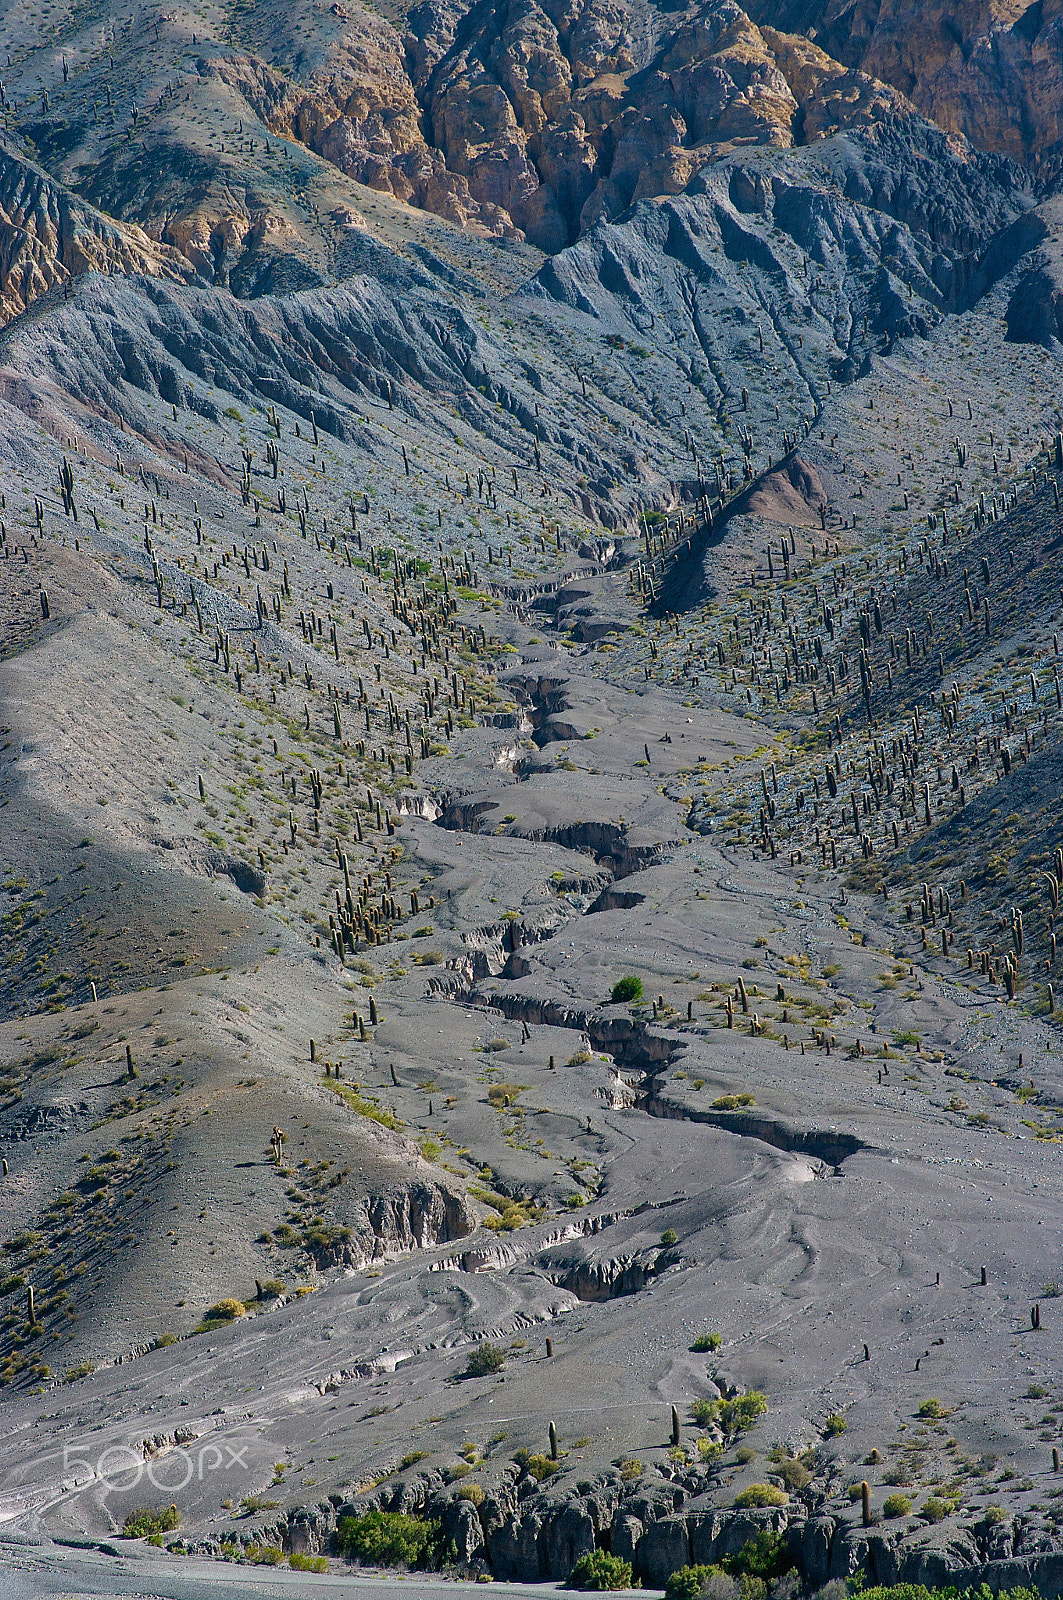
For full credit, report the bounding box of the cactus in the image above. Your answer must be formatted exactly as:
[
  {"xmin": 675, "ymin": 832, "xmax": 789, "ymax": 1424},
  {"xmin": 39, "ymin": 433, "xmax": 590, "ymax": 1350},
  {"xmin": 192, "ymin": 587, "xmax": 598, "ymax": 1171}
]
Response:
[{"xmin": 861, "ymin": 1481, "xmax": 871, "ymax": 1528}]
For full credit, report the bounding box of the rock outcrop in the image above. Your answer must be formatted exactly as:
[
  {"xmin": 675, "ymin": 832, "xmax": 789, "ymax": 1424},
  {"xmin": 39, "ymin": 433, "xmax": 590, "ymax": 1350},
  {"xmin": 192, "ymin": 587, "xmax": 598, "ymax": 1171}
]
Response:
[
  {"xmin": 0, "ymin": 147, "xmax": 191, "ymax": 324},
  {"xmin": 743, "ymin": 0, "xmax": 1063, "ymax": 175}
]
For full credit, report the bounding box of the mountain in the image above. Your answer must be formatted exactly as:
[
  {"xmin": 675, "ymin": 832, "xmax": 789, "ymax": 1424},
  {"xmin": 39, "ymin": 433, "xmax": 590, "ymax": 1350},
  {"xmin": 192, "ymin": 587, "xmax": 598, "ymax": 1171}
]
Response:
[{"xmin": 2, "ymin": 0, "xmax": 1063, "ymax": 1590}]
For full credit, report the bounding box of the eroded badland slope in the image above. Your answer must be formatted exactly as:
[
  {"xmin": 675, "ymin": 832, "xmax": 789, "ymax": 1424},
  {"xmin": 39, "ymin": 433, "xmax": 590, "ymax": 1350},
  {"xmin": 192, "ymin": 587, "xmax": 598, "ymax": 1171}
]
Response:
[{"xmin": 2, "ymin": 0, "xmax": 1063, "ymax": 1591}]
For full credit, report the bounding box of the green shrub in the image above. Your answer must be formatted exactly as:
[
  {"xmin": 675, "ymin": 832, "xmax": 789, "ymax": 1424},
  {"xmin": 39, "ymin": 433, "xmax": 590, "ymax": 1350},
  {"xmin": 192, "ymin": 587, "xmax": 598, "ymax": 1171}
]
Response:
[
  {"xmin": 289, "ymin": 1552, "xmax": 328, "ymax": 1572},
  {"xmin": 691, "ymin": 1331, "xmax": 722, "ymax": 1352},
  {"xmin": 611, "ymin": 976, "xmax": 643, "ymax": 1004},
  {"xmin": 665, "ymin": 1565, "xmax": 719, "ymax": 1600},
  {"xmin": 882, "ymin": 1493, "xmax": 912, "ymax": 1518},
  {"xmin": 514, "ymin": 1450, "xmax": 559, "ymax": 1481},
  {"xmin": 248, "ymin": 1545, "xmax": 283, "ymax": 1565},
  {"xmin": 457, "ymin": 1483, "xmax": 485, "ymax": 1505},
  {"xmin": 203, "ymin": 1298, "xmax": 246, "ymax": 1322},
  {"xmin": 725, "ymin": 1531, "xmax": 794, "ymax": 1581},
  {"xmin": 920, "ymin": 1498, "xmax": 949, "ymax": 1523},
  {"xmin": 691, "ymin": 1392, "xmax": 766, "ymax": 1435},
  {"xmin": 240, "ymin": 1494, "xmax": 280, "ymax": 1514},
  {"xmin": 123, "ymin": 1505, "xmax": 181, "ymax": 1538},
  {"xmin": 916, "ymin": 1398, "xmax": 946, "ymax": 1418},
  {"xmin": 857, "ymin": 1586, "xmax": 1040, "ymax": 1600},
  {"xmin": 823, "ymin": 1412, "xmax": 848, "ymax": 1435},
  {"xmin": 722, "ymin": 1392, "xmax": 768, "ymax": 1435},
  {"xmin": 568, "ymin": 1550, "xmax": 634, "ymax": 1590},
  {"xmin": 733, "ymin": 1484, "xmax": 787, "ymax": 1509},
  {"xmin": 774, "ymin": 1457, "xmax": 811, "ymax": 1491},
  {"xmin": 464, "ymin": 1341, "xmax": 505, "ymax": 1377},
  {"xmin": 338, "ymin": 1510, "xmax": 444, "ymax": 1568},
  {"xmin": 398, "ymin": 1450, "xmax": 431, "ymax": 1470},
  {"xmin": 660, "ymin": 1229, "xmax": 678, "ymax": 1246}
]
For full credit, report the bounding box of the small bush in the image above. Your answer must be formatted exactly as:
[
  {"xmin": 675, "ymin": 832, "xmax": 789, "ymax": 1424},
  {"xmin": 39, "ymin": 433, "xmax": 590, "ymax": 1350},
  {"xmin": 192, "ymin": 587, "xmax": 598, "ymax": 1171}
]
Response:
[
  {"xmin": 487, "ymin": 1082, "xmax": 523, "ymax": 1108},
  {"xmin": 457, "ymin": 1482, "xmax": 485, "ymax": 1505},
  {"xmin": 515, "ymin": 1451, "xmax": 559, "ymax": 1481},
  {"xmin": 703, "ymin": 1577, "xmax": 741, "ymax": 1600},
  {"xmin": 823, "ymin": 1413, "xmax": 848, "ymax": 1436},
  {"xmin": 247, "ymin": 1545, "xmax": 283, "ymax": 1565},
  {"xmin": 735, "ymin": 1446, "xmax": 757, "ymax": 1465},
  {"xmin": 619, "ymin": 1457, "xmax": 642, "ymax": 1481},
  {"xmin": 240, "ymin": 1495, "xmax": 280, "ymax": 1514},
  {"xmin": 660, "ymin": 1229, "xmax": 678, "ymax": 1246},
  {"xmin": 720, "ymin": 1391, "xmax": 768, "ymax": 1435},
  {"xmin": 726, "ymin": 1531, "xmax": 794, "ymax": 1581},
  {"xmin": 712, "ymin": 1094, "xmax": 755, "ymax": 1110},
  {"xmin": 289, "ymin": 1551, "xmax": 328, "ymax": 1571},
  {"xmin": 259, "ymin": 1280, "xmax": 285, "ymax": 1298},
  {"xmin": 338, "ymin": 1510, "xmax": 443, "ymax": 1568},
  {"xmin": 123, "ymin": 1505, "xmax": 181, "ymax": 1538},
  {"xmin": 916, "ymin": 1398, "xmax": 946, "ymax": 1418},
  {"xmin": 568, "ymin": 1549, "xmax": 634, "ymax": 1590},
  {"xmin": 775, "ymin": 1457, "xmax": 811, "ymax": 1491},
  {"xmin": 398, "ymin": 1450, "xmax": 431, "ymax": 1469},
  {"xmin": 611, "ymin": 976, "xmax": 643, "ymax": 1004},
  {"xmin": 464, "ymin": 1341, "xmax": 505, "ymax": 1377},
  {"xmin": 883, "ymin": 1466, "xmax": 913, "ymax": 1487},
  {"xmin": 882, "ymin": 1493, "xmax": 912, "ymax": 1518},
  {"xmin": 692, "ymin": 1331, "xmax": 722, "ymax": 1352},
  {"xmin": 920, "ymin": 1498, "xmax": 949, "ymax": 1523},
  {"xmin": 665, "ymin": 1565, "xmax": 719, "ymax": 1600},
  {"xmin": 733, "ymin": 1484, "xmax": 787, "ymax": 1509},
  {"xmin": 203, "ymin": 1298, "xmax": 246, "ymax": 1322}
]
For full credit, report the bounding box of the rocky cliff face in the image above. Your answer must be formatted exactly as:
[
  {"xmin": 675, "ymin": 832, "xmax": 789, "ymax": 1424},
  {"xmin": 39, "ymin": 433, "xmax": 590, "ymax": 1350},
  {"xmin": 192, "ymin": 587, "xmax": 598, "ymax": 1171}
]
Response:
[
  {"xmin": 0, "ymin": 147, "xmax": 191, "ymax": 324},
  {"xmin": 4, "ymin": 0, "xmax": 1059, "ymax": 304},
  {"xmin": 219, "ymin": 0, "xmax": 917, "ymax": 250},
  {"xmin": 743, "ymin": 0, "xmax": 1063, "ymax": 173}
]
